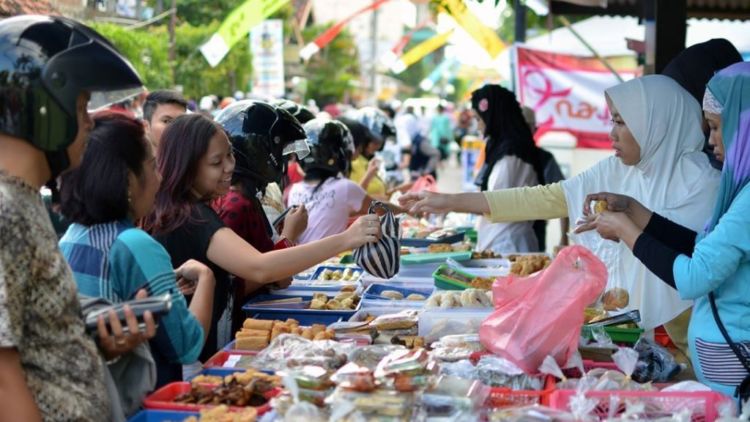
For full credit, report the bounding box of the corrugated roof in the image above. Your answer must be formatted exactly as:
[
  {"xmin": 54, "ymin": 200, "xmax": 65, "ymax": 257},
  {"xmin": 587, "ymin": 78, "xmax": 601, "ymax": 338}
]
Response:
[{"xmin": 0, "ymin": 0, "xmax": 57, "ymax": 16}]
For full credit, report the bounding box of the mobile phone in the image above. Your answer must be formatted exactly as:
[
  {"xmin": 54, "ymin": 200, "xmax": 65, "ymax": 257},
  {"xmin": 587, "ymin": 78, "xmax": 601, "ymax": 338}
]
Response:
[
  {"xmin": 272, "ymin": 205, "xmax": 298, "ymax": 229},
  {"xmin": 85, "ymin": 293, "xmax": 172, "ymax": 335}
]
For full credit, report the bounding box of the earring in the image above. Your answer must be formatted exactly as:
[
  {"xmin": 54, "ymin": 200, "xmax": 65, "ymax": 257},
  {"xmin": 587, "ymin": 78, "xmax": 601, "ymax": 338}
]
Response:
[{"xmin": 127, "ymin": 190, "xmax": 132, "ymax": 205}]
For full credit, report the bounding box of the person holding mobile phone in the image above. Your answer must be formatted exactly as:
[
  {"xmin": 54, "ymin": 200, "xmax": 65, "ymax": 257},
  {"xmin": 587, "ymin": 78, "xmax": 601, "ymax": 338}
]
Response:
[
  {"xmin": 0, "ymin": 15, "xmax": 147, "ymax": 422},
  {"xmin": 58, "ymin": 113, "xmax": 216, "ymax": 390}
]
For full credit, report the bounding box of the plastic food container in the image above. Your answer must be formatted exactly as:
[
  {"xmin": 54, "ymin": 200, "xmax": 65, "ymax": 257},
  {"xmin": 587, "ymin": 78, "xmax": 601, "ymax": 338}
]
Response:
[
  {"xmin": 361, "ymin": 283, "xmax": 433, "ymax": 308},
  {"xmin": 242, "ymin": 294, "xmax": 359, "ymax": 325},
  {"xmin": 361, "ymin": 274, "xmax": 433, "ymax": 288},
  {"xmin": 399, "ymin": 251, "xmax": 472, "ymax": 278},
  {"xmin": 581, "ymin": 325, "xmax": 645, "ymax": 345},
  {"xmin": 401, "ymin": 231, "xmax": 466, "ymax": 247}
]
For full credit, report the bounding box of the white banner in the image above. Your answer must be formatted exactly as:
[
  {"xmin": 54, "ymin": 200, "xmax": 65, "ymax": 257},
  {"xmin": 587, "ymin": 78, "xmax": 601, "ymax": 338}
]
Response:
[{"xmin": 250, "ymin": 19, "xmax": 285, "ymax": 98}]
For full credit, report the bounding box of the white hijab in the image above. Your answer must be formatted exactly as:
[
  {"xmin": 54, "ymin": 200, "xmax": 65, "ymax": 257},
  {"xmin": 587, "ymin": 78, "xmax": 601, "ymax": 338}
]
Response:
[{"xmin": 562, "ymin": 75, "xmax": 721, "ymax": 330}]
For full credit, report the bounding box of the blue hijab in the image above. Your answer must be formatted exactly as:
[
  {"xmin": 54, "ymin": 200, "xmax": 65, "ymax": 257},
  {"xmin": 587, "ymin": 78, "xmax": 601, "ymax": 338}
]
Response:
[{"xmin": 705, "ymin": 61, "xmax": 750, "ymax": 233}]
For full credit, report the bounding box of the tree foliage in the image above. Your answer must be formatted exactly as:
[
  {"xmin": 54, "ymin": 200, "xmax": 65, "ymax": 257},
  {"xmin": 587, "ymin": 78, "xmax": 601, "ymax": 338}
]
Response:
[
  {"xmin": 301, "ymin": 23, "xmax": 360, "ymax": 106},
  {"xmin": 89, "ymin": 22, "xmax": 172, "ymax": 89}
]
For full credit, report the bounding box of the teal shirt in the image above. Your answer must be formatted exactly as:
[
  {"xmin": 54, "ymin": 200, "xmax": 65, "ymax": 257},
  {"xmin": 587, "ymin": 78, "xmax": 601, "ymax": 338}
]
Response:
[
  {"xmin": 60, "ymin": 221, "xmax": 204, "ymax": 365},
  {"xmin": 673, "ymin": 184, "xmax": 750, "ymax": 395}
]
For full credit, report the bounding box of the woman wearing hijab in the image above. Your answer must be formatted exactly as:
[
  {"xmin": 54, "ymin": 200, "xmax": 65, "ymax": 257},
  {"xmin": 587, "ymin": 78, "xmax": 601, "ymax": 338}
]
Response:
[
  {"xmin": 580, "ymin": 62, "xmax": 750, "ymax": 398},
  {"xmin": 472, "ymin": 85, "xmax": 546, "ymax": 253},
  {"xmin": 399, "ymin": 75, "xmax": 721, "ymax": 349},
  {"xmin": 662, "ymin": 38, "xmax": 743, "ymax": 170}
]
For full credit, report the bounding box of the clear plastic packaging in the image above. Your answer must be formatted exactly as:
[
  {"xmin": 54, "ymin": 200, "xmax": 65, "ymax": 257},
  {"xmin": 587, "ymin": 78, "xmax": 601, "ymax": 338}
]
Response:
[
  {"xmin": 330, "ymin": 363, "xmax": 377, "ymax": 392},
  {"xmin": 474, "ymin": 355, "xmax": 545, "ymax": 390},
  {"xmin": 348, "ymin": 344, "xmax": 405, "ymax": 370},
  {"xmin": 251, "ymin": 334, "xmax": 355, "ymax": 371}
]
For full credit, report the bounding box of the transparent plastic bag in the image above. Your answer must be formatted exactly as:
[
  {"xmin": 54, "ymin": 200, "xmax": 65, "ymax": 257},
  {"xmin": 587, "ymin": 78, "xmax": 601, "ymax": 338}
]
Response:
[{"xmin": 480, "ymin": 246, "xmax": 607, "ymax": 373}]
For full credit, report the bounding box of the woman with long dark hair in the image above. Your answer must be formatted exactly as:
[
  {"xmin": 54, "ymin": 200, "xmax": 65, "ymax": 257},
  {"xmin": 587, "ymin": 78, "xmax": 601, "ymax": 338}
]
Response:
[
  {"xmin": 471, "ymin": 84, "xmax": 546, "ymax": 253},
  {"xmin": 144, "ymin": 112, "xmax": 381, "ymax": 359}
]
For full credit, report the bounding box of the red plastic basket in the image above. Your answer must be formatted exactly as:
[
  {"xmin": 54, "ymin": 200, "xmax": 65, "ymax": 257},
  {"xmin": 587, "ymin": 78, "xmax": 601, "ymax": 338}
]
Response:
[
  {"xmin": 483, "ymin": 375, "xmax": 556, "ymax": 409},
  {"xmin": 549, "ymin": 389, "xmax": 731, "ymax": 422},
  {"xmin": 143, "ymin": 382, "xmax": 277, "ymax": 415}
]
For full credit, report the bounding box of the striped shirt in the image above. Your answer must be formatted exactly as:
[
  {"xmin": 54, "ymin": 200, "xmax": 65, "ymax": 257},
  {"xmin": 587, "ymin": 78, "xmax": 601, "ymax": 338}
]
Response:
[
  {"xmin": 60, "ymin": 221, "xmax": 204, "ymax": 386},
  {"xmin": 695, "ymin": 338, "xmax": 750, "ymax": 386}
]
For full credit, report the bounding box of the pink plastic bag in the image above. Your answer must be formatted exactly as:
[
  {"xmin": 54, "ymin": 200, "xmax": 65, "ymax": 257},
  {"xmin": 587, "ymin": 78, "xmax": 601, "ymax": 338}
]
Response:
[
  {"xmin": 479, "ymin": 245, "xmax": 607, "ymax": 374},
  {"xmin": 409, "ymin": 175, "xmax": 437, "ymax": 193}
]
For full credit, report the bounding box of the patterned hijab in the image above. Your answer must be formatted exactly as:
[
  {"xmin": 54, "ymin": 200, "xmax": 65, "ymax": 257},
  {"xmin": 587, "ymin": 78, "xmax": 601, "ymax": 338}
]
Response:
[{"xmin": 704, "ymin": 61, "xmax": 750, "ymax": 233}]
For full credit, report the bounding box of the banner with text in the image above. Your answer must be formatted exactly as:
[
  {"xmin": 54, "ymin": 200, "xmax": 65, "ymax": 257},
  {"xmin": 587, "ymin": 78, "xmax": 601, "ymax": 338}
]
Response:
[
  {"xmin": 251, "ymin": 19, "xmax": 285, "ymax": 98},
  {"xmin": 514, "ymin": 46, "xmax": 639, "ymax": 149}
]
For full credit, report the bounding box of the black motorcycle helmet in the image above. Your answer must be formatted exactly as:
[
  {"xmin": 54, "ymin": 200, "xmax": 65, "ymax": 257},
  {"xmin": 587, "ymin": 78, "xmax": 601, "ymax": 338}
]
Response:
[
  {"xmin": 299, "ymin": 118, "xmax": 355, "ymax": 177},
  {"xmin": 215, "ymin": 100, "xmax": 309, "ymax": 195},
  {"xmin": 0, "ymin": 15, "xmax": 143, "ymax": 179},
  {"xmin": 272, "ymin": 99, "xmax": 315, "ymax": 124},
  {"xmin": 350, "ymin": 106, "xmax": 396, "ymax": 142}
]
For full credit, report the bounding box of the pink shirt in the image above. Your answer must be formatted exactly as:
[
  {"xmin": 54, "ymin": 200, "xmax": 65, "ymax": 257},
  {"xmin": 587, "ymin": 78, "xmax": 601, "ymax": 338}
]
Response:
[{"xmin": 288, "ymin": 177, "xmax": 366, "ymax": 244}]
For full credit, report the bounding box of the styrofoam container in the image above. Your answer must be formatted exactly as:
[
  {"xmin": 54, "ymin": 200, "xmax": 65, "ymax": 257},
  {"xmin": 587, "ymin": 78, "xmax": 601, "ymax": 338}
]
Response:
[{"xmin": 418, "ymin": 308, "xmax": 493, "ymax": 343}]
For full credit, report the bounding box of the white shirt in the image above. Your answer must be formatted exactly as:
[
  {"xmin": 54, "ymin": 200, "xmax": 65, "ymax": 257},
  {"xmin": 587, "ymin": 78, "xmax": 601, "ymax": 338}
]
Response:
[{"xmin": 477, "ymin": 155, "xmax": 540, "ymax": 253}]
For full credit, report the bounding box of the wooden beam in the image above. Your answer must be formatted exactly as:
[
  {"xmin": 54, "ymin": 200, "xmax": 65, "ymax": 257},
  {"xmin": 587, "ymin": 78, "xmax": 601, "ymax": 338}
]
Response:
[{"xmin": 654, "ymin": 0, "xmax": 686, "ymax": 73}]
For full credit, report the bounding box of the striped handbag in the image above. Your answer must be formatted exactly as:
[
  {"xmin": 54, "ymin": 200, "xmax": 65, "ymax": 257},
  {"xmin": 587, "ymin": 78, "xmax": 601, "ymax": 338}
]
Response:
[{"xmin": 353, "ymin": 201, "xmax": 401, "ymax": 279}]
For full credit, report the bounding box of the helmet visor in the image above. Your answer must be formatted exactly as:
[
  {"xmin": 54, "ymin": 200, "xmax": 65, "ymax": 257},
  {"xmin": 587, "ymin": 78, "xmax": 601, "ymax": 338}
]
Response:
[
  {"xmin": 283, "ymin": 139, "xmax": 310, "ymax": 159},
  {"xmin": 88, "ymin": 86, "xmax": 145, "ymax": 112}
]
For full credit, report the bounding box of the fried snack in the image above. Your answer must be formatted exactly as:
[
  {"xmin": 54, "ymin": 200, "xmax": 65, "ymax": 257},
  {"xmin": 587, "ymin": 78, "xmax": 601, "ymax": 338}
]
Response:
[
  {"xmin": 371, "ymin": 311, "xmax": 418, "ymax": 331},
  {"xmin": 236, "ymin": 329, "xmax": 269, "ymax": 338},
  {"xmin": 325, "ymin": 299, "xmax": 343, "ymax": 310},
  {"xmin": 602, "ymin": 287, "xmax": 630, "ymax": 311},
  {"xmin": 509, "ymin": 255, "xmax": 551, "ymax": 276},
  {"xmin": 469, "ymin": 276, "xmax": 494, "ymax": 290},
  {"xmin": 405, "ymin": 293, "xmax": 426, "ymax": 301},
  {"xmin": 235, "ymin": 336, "xmax": 269, "ymax": 351},
  {"xmin": 391, "ymin": 335, "xmax": 425, "ymax": 349},
  {"xmin": 472, "ymin": 250, "xmax": 500, "ymax": 259},
  {"xmin": 380, "ymin": 290, "xmax": 404, "ymax": 300},
  {"xmin": 242, "ymin": 319, "xmax": 274, "ymax": 331},
  {"xmin": 310, "ymin": 324, "xmax": 327, "ymax": 336},
  {"xmin": 310, "ymin": 298, "xmax": 327, "ymax": 310},
  {"xmin": 312, "ymin": 292, "xmax": 328, "ymax": 301},
  {"xmin": 191, "ymin": 374, "xmax": 224, "ymax": 385},
  {"xmin": 593, "ymin": 199, "xmax": 609, "ymax": 214},
  {"xmin": 227, "ymin": 369, "xmax": 280, "ymax": 386},
  {"xmin": 340, "ymin": 285, "xmax": 356, "ymax": 293},
  {"xmin": 285, "ymin": 318, "xmax": 299, "ymax": 326},
  {"xmin": 427, "ymin": 243, "xmax": 453, "ymax": 253}
]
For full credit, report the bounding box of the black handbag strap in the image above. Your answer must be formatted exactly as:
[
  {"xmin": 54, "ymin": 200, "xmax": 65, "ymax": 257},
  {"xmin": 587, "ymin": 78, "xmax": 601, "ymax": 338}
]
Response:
[{"xmin": 709, "ymin": 292, "xmax": 750, "ymax": 373}]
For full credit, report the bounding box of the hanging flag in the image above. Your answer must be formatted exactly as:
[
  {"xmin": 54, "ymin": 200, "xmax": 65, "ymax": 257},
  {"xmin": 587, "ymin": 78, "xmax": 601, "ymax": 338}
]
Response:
[
  {"xmin": 436, "ymin": 0, "xmax": 505, "ymax": 58},
  {"xmin": 300, "ymin": 0, "xmax": 390, "ymax": 60},
  {"xmin": 380, "ymin": 19, "xmax": 431, "ymax": 68},
  {"xmin": 419, "ymin": 57, "xmax": 459, "ymax": 91},
  {"xmin": 200, "ymin": 0, "xmax": 290, "ymax": 67},
  {"xmin": 390, "ymin": 29, "xmax": 454, "ymax": 74}
]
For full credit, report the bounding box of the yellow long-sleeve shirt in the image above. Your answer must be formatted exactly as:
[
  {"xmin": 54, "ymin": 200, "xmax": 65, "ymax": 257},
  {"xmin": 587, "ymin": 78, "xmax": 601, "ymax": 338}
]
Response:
[{"xmin": 482, "ymin": 182, "xmax": 569, "ymax": 222}]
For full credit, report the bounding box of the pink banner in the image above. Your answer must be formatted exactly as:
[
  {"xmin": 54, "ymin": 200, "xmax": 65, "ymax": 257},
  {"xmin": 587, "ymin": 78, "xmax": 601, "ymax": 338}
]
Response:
[{"xmin": 515, "ymin": 46, "xmax": 639, "ymax": 149}]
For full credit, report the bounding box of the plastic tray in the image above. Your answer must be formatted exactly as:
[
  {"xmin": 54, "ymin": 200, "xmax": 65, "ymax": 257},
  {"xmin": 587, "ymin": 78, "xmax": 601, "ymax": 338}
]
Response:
[
  {"xmin": 432, "ymin": 264, "xmax": 477, "ymax": 290},
  {"xmin": 127, "ymin": 410, "xmax": 198, "ymax": 422},
  {"xmin": 581, "ymin": 325, "xmax": 645, "ymax": 345},
  {"xmin": 242, "ymin": 294, "xmax": 358, "ymax": 325},
  {"xmin": 548, "ymin": 389, "xmax": 730, "ymax": 422},
  {"xmin": 310, "ymin": 265, "xmax": 363, "ymax": 283},
  {"xmin": 143, "ymin": 382, "xmax": 276, "ymax": 414},
  {"xmin": 187, "ymin": 367, "xmax": 245, "ymax": 380},
  {"xmin": 401, "ymin": 231, "xmax": 465, "ymax": 247},
  {"xmin": 361, "ymin": 274, "xmax": 433, "ymax": 288},
  {"xmin": 401, "ymin": 251, "xmax": 472, "ymax": 266},
  {"xmin": 361, "ymin": 283, "xmax": 433, "ymax": 306}
]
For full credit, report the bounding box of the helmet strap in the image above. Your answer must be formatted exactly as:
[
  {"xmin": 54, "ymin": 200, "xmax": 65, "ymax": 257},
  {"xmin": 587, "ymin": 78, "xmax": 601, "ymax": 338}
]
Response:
[{"xmin": 45, "ymin": 150, "xmax": 70, "ymax": 182}]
